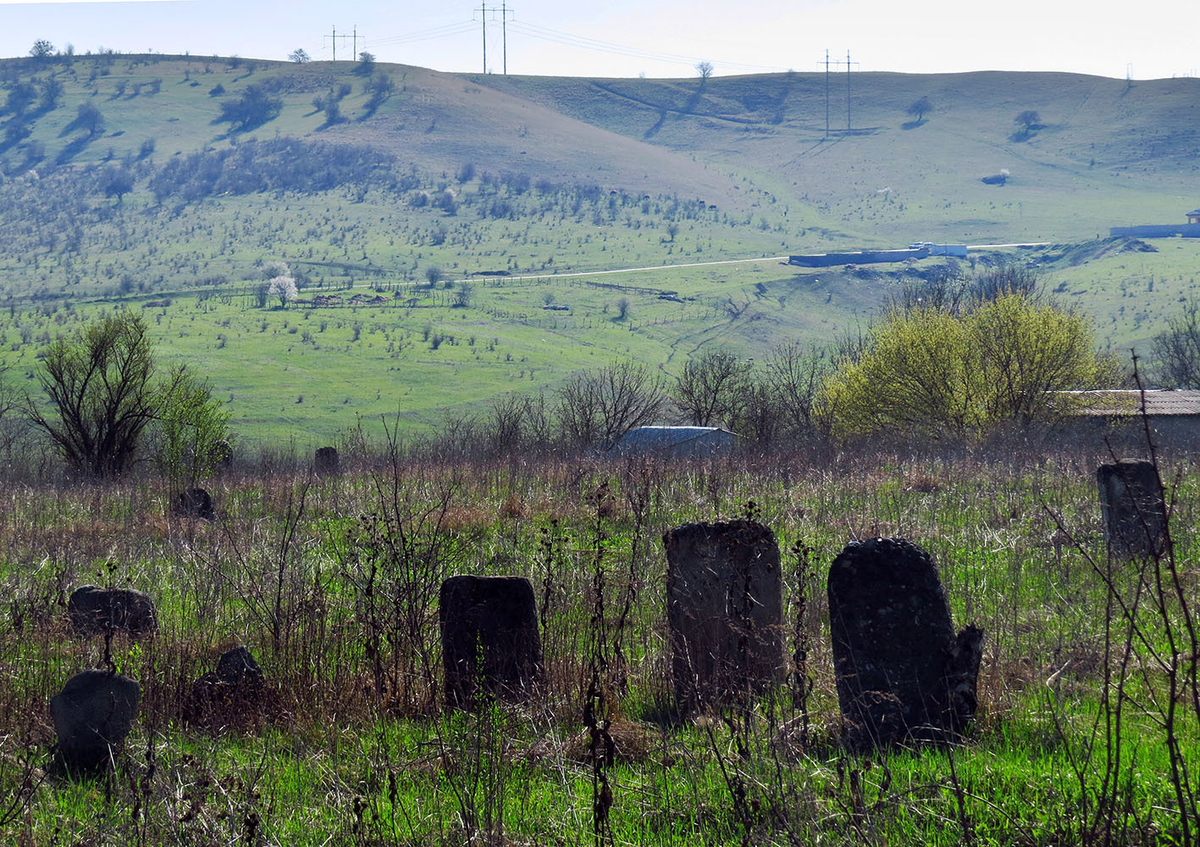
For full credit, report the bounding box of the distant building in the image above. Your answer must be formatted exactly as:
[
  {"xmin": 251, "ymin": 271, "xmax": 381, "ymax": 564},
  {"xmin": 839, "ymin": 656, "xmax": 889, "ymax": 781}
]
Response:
[
  {"xmin": 609, "ymin": 426, "xmax": 738, "ymax": 458},
  {"xmin": 1110, "ymin": 209, "xmax": 1200, "ymax": 238},
  {"xmin": 1056, "ymin": 390, "xmax": 1200, "ymax": 450}
]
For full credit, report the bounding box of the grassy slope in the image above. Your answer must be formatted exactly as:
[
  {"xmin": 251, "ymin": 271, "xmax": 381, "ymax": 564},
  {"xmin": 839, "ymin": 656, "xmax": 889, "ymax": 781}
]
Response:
[{"xmin": 2, "ymin": 55, "xmax": 1198, "ymax": 440}]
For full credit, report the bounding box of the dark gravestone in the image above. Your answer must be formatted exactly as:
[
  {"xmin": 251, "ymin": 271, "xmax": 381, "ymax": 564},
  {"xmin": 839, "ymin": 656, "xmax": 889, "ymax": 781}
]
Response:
[
  {"xmin": 173, "ymin": 487, "xmax": 215, "ymax": 521},
  {"xmin": 440, "ymin": 575, "xmax": 543, "ymax": 709},
  {"xmin": 68, "ymin": 585, "xmax": 158, "ymax": 637},
  {"xmin": 51, "ymin": 670, "xmax": 140, "ymax": 773},
  {"xmin": 828, "ymin": 537, "xmax": 983, "ymax": 752},
  {"xmin": 314, "ymin": 446, "xmax": 340, "ymax": 476},
  {"xmin": 188, "ymin": 645, "xmax": 266, "ymax": 730},
  {"xmin": 663, "ymin": 520, "xmax": 783, "ymax": 709},
  {"xmin": 1097, "ymin": 459, "xmax": 1167, "ymax": 557}
]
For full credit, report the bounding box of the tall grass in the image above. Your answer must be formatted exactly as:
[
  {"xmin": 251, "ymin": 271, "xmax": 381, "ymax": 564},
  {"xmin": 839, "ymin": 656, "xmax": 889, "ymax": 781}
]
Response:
[{"xmin": 0, "ymin": 436, "xmax": 1195, "ymax": 843}]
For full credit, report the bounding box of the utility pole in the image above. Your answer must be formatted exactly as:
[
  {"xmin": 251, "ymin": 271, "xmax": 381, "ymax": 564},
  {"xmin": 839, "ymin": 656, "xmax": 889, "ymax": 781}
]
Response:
[
  {"xmin": 324, "ymin": 26, "xmax": 359, "ymax": 62},
  {"xmin": 819, "ymin": 49, "xmax": 858, "ymax": 136},
  {"xmin": 501, "ymin": 1, "xmax": 512, "ymax": 75},
  {"xmin": 824, "ymin": 50, "xmax": 830, "ymax": 138}
]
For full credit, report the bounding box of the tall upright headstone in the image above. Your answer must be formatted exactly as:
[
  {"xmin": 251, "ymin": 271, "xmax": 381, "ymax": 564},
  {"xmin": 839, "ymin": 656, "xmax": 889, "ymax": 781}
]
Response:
[
  {"xmin": 1097, "ymin": 459, "xmax": 1167, "ymax": 558},
  {"xmin": 440, "ymin": 575, "xmax": 543, "ymax": 709},
  {"xmin": 663, "ymin": 520, "xmax": 783, "ymax": 709},
  {"xmin": 828, "ymin": 537, "xmax": 983, "ymax": 752}
]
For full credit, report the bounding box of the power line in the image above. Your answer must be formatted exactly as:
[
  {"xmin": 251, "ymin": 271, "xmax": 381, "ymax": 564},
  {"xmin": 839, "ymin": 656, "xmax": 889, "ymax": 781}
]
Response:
[{"xmin": 324, "ymin": 26, "xmax": 363, "ymax": 62}]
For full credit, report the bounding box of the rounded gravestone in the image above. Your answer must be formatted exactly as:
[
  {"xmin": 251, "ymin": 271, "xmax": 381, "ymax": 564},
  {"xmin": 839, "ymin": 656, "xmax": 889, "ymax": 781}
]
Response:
[
  {"xmin": 663, "ymin": 519, "xmax": 783, "ymax": 710},
  {"xmin": 828, "ymin": 537, "xmax": 982, "ymax": 752},
  {"xmin": 314, "ymin": 446, "xmax": 340, "ymax": 476},
  {"xmin": 1097, "ymin": 459, "xmax": 1167, "ymax": 558},
  {"xmin": 173, "ymin": 487, "xmax": 215, "ymax": 521},
  {"xmin": 189, "ymin": 645, "xmax": 266, "ymax": 730},
  {"xmin": 51, "ymin": 669, "xmax": 140, "ymax": 773},
  {"xmin": 67, "ymin": 585, "xmax": 158, "ymax": 638},
  {"xmin": 439, "ymin": 575, "xmax": 543, "ymax": 710}
]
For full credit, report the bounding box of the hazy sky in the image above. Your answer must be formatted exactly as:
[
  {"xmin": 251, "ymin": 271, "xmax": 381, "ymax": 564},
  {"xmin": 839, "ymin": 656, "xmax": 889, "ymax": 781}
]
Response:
[{"xmin": 1, "ymin": 0, "xmax": 1197, "ymax": 80}]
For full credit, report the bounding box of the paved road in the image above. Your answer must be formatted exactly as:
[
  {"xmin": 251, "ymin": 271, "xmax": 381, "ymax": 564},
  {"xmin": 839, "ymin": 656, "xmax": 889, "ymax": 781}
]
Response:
[{"xmin": 452, "ymin": 255, "xmax": 791, "ymax": 285}]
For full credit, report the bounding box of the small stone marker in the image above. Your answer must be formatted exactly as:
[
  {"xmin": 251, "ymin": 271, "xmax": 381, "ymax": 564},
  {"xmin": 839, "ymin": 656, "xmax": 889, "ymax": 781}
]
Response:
[
  {"xmin": 68, "ymin": 585, "xmax": 158, "ymax": 637},
  {"xmin": 173, "ymin": 487, "xmax": 215, "ymax": 521},
  {"xmin": 828, "ymin": 537, "xmax": 983, "ymax": 752},
  {"xmin": 314, "ymin": 446, "xmax": 340, "ymax": 476},
  {"xmin": 51, "ymin": 669, "xmax": 140, "ymax": 773},
  {"xmin": 1097, "ymin": 459, "xmax": 1167, "ymax": 557},
  {"xmin": 189, "ymin": 645, "xmax": 266, "ymax": 729},
  {"xmin": 440, "ymin": 575, "xmax": 543, "ymax": 709},
  {"xmin": 662, "ymin": 520, "xmax": 783, "ymax": 709}
]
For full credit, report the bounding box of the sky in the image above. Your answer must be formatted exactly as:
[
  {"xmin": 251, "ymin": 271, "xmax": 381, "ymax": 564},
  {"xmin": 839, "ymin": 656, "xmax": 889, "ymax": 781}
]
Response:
[{"xmin": 0, "ymin": 0, "xmax": 1197, "ymax": 81}]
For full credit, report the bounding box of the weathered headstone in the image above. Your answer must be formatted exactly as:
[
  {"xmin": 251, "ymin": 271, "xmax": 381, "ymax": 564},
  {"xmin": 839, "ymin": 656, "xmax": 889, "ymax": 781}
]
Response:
[
  {"xmin": 314, "ymin": 446, "xmax": 340, "ymax": 476},
  {"xmin": 828, "ymin": 537, "xmax": 983, "ymax": 752},
  {"xmin": 173, "ymin": 487, "xmax": 215, "ymax": 521},
  {"xmin": 663, "ymin": 520, "xmax": 783, "ymax": 709},
  {"xmin": 1097, "ymin": 459, "xmax": 1167, "ymax": 557},
  {"xmin": 68, "ymin": 585, "xmax": 158, "ymax": 637},
  {"xmin": 440, "ymin": 575, "xmax": 543, "ymax": 709},
  {"xmin": 188, "ymin": 645, "xmax": 266, "ymax": 730},
  {"xmin": 51, "ymin": 669, "xmax": 140, "ymax": 773}
]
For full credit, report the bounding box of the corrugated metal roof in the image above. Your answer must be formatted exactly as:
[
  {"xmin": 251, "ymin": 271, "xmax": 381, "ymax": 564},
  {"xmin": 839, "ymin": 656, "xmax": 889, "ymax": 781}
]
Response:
[
  {"xmin": 609, "ymin": 426, "xmax": 739, "ymax": 457},
  {"xmin": 615, "ymin": 426, "xmax": 738, "ymax": 448},
  {"xmin": 1058, "ymin": 390, "xmax": 1200, "ymax": 417}
]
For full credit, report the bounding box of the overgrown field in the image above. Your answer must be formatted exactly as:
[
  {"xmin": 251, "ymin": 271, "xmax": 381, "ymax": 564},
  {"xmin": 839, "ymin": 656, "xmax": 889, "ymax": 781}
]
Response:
[{"xmin": 0, "ymin": 441, "xmax": 1196, "ymax": 844}]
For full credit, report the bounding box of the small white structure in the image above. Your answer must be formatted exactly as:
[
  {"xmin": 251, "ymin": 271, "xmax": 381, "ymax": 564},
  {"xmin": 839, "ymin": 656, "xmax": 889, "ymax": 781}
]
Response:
[{"xmin": 610, "ymin": 426, "xmax": 738, "ymax": 459}]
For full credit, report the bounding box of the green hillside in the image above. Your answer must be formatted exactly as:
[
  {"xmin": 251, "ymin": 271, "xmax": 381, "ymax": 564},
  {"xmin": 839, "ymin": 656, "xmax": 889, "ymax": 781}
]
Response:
[{"xmin": 1, "ymin": 53, "xmax": 1197, "ymax": 441}]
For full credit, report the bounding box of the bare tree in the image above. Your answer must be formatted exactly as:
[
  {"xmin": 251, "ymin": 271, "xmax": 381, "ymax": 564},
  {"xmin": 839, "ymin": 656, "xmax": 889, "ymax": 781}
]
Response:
[
  {"xmin": 765, "ymin": 341, "xmax": 831, "ymax": 438},
  {"xmin": 289, "ymin": 48, "xmax": 311, "ymax": 64},
  {"xmin": 1153, "ymin": 298, "xmax": 1200, "ymax": 388},
  {"xmin": 672, "ymin": 350, "xmax": 753, "ymax": 427},
  {"xmin": 695, "ymin": 61, "xmax": 714, "ymax": 82},
  {"xmin": 555, "ymin": 362, "xmax": 666, "ymax": 448}
]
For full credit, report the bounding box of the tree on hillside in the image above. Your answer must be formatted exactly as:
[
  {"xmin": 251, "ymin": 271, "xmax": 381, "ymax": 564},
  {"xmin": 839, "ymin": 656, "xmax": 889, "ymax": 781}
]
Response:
[
  {"xmin": 27, "ymin": 312, "xmax": 178, "ymax": 477},
  {"xmin": 29, "ymin": 40, "xmax": 53, "ymax": 62},
  {"xmin": 289, "ymin": 48, "xmax": 311, "ymax": 64},
  {"xmin": 268, "ymin": 274, "xmax": 298, "ymax": 307},
  {"xmin": 217, "ymin": 84, "xmax": 283, "ymax": 133},
  {"xmin": 1014, "ymin": 109, "xmax": 1041, "ymax": 138},
  {"xmin": 356, "ymin": 52, "xmax": 376, "ymax": 76},
  {"xmin": 73, "ymin": 102, "xmax": 105, "ymax": 136},
  {"xmin": 821, "ymin": 293, "xmax": 1107, "ymax": 439},
  {"xmin": 906, "ymin": 95, "xmax": 933, "ymax": 123},
  {"xmin": 102, "ymin": 167, "xmax": 134, "ymax": 203}
]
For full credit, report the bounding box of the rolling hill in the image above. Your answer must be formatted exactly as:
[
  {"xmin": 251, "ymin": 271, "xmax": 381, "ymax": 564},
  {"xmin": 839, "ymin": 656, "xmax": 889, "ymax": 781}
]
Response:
[{"xmin": 1, "ymin": 53, "xmax": 1197, "ymax": 442}]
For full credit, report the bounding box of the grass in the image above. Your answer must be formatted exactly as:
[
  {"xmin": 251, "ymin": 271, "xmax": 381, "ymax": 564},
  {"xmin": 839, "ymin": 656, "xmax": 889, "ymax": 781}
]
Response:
[{"xmin": 0, "ymin": 438, "xmax": 1195, "ymax": 844}]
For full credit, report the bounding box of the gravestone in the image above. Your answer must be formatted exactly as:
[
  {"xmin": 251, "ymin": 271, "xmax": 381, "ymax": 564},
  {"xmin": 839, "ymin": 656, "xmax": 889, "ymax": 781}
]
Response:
[
  {"xmin": 440, "ymin": 575, "xmax": 543, "ymax": 709},
  {"xmin": 173, "ymin": 487, "xmax": 215, "ymax": 521},
  {"xmin": 663, "ymin": 520, "xmax": 783, "ymax": 709},
  {"xmin": 51, "ymin": 669, "xmax": 140, "ymax": 773},
  {"xmin": 828, "ymin": 537, "xmax": 983, "ymax": 752},
  {"xmin": 68, "ymin": 585, "xmax": 158, "ymax": 637},
  {"xmin": 314, "ymin": 446, "xmax": 340, "ymax": 476},
  {"xmin": 1097, "ymin": 459, "xmax": 1167, "ymax": 557},
  {"xmin": 188, "ymin": 645, "xmax": 266, "ymax": 730}
]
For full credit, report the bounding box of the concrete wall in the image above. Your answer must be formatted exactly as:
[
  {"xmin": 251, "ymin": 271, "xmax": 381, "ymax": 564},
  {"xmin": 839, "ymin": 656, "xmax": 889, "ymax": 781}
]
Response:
[{"xmin": 1109, "ymin": 224, "xmax": 1200, "ymax": 238}]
